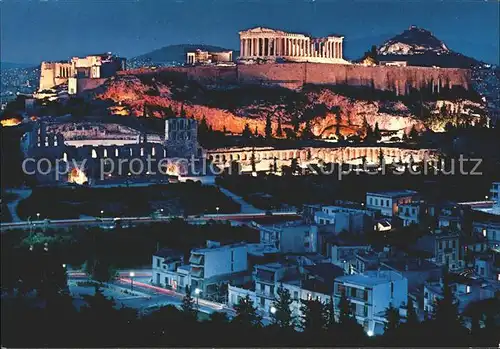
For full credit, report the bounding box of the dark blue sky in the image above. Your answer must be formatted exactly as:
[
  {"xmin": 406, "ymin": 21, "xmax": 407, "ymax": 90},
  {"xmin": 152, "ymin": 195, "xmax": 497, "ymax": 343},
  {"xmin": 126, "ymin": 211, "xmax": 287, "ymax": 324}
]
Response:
[{"xmin": 1, "ymin": 0, "xmax": 498, "ymax": 64}]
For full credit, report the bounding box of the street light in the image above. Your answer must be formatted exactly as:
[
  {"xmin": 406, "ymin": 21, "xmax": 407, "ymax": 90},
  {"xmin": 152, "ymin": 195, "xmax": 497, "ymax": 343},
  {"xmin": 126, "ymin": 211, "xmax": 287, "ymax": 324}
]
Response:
[
  {"xmin": 216, "ymin": 207, "xmax": 220, "ymax": 215},
  {"xmin": 100, "ymin": 210, "xmax": 104, "ymax": 219},
  {"xmin": 62, "ymin": 264, "xmax": 66, "ymax": 269},
  {"xmin": 129, "ymin": 271, "xmax": 135, "ymax": 291},
  {"xmin": 195, "ymin": 288, "xmax": 201, "ymax": 307},
  {"xmin": 270, "ymin": 306, "xmax": 277, "ymax": 315},
  {"xmin": 367, "ymin": 330, "xmax": 374, "ymax": 337},
  {"xmin": 485, "ymin": 195, "xmax": 489, "ymax": 200},
  {"xmin": 37, "ymin": 212, "xmax": 40, "ymax": 220}
]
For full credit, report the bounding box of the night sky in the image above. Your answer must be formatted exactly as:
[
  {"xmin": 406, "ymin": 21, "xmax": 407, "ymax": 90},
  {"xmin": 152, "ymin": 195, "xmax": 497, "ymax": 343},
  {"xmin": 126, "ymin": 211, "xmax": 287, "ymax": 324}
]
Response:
[{"xmin": 1, "ymin": 0, "xmax": 498, "ymax": 64}]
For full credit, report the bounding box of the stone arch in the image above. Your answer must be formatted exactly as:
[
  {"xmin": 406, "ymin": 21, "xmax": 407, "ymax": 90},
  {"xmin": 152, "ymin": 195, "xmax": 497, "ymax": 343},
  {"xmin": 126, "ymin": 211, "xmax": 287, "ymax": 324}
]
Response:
[{"xmin": 215, "ymin": 154, "xmax": 220, "ymax": 162}]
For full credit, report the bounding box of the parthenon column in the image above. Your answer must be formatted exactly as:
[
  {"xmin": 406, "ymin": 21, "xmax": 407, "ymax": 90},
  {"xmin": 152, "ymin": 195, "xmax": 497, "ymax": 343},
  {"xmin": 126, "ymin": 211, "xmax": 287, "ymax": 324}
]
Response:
[{"xmin": 339, "ymin": 42, "xmax": 342, "ymax": 59}]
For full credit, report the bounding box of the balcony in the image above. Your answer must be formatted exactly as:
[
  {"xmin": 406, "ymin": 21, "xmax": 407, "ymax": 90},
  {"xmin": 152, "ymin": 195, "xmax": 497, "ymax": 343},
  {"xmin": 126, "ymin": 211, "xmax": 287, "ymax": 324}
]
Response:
[
  {"xmin": 189, "ymin": 253, "xmax": 204, "ymax": 265},
  {"xmin": 255, "ymin": 289, "xmax": 274, "ymax": 299},
  {"xmin": 191, "ymin": 266, "xmax": 204, "ymax": 279}
]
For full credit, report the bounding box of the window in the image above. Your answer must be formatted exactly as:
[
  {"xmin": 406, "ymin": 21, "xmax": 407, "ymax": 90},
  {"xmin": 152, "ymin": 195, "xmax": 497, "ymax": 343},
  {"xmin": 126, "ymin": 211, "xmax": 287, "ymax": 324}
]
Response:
[
  {"xmin": 480, "ymin": 267, "xmax": 485, "ymax": 275},
  {"xmin": 390, "ymin": 282, "xmax": 394, "ymax": 298},
  {"xmin": 231, "ymin": 251, "xmax": 234, "ymax": 262},
  {"xmin": 452, "ymin": 240, "xmax": 456, "ymax": 249},
  {"xmin": 351, "ymin": 287, "xmax": 356, "ymax": 297},
  {"xmin": 363, "ymin": 290, "xmax": 368, "ymax": 301},
  {"xmin": 260, "ymin": 297, "xmax": 265, "ymax": 307},
  {"xmin": 439, "ymin": 241, "xmax": 443, "ymax": 250},
  {"xmin": 307, "ymin": 293, "xmax": 312, "ymax": 300},
  {"xmin": 270, "ymin": 286, "xmax": 274, "ymax": 295},
  {"xmin": 369, "ymin": 198, "xmax": 372, "ymax": 205},
  {"xmin": 293, "ymin": 291, "xmax": 298, "ymax": 300}
]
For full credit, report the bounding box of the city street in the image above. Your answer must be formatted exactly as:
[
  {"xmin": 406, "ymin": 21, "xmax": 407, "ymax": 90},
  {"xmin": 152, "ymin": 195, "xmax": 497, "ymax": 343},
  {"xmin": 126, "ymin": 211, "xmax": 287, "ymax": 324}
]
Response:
[
  {"xmin": 67, "ymin": 270, "xmax": 274, "ymax": 324},
  {"xmin": 1, "ymin": 211, "xmax": 299, "ymax": 232}
]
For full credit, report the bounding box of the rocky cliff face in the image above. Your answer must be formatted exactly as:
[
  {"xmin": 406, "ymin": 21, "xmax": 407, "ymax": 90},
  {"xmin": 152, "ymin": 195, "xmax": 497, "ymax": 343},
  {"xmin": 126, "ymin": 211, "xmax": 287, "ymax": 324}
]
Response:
[{"xmin": 92, "ymin": 72, "xmax": 485, "ymax": 138}]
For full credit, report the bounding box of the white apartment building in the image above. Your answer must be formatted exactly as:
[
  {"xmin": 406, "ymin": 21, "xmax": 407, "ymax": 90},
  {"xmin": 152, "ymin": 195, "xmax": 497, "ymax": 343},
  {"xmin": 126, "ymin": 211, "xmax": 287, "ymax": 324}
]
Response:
[
  {"xmin": 282, "ymin": 263, "xmax": 344, "ymax": 319},
  {"xmin": 366, "ymin": 190, "xmax": 418, "ymax": 217},
  {"xmin": 189, "ymin": 241, "xmax": 249, "ymax": 297},
  {"xmin": 424, "ymin": 277, "xmax": 500, "ymax": 315},
  {"xmin": 152, "ymin": 248, "xmax": 185, "ymax": 290},
  {"xmin": 334, "ymin": 270, "xmax": 408, "ymax": 335},
  {"xmin": 259, "ymin": 222, "xmax": 310, "ymax": 253},
  {"xmin": 472, "ymin": 221, "xmax": 500, "ymax": 249},
  {"xmin": 253, "ymin": 263, "xmax": 299, "ymax": 316},
  {"xmin": 397, "ymin": 202, "xmax": 422, "ymax": 227},
  {"xmin": 314, "ymin": 205, "xmax": 374, "ymax": 234}
]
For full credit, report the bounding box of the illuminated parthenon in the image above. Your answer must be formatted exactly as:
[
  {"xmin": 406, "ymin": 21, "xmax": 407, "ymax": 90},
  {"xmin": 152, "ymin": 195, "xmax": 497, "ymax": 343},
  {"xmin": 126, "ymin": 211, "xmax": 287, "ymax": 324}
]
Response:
[{"xmin": 239, "ymin": 27, "xmax": 349, "ymax": 64}]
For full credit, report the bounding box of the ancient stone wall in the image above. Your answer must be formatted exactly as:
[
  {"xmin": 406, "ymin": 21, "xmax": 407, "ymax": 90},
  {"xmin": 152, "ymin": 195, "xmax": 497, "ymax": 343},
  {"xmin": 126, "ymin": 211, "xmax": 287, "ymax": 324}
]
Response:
[{"xmin": 122, "ymin": 63, "xmax": 471, "ymax": 95}]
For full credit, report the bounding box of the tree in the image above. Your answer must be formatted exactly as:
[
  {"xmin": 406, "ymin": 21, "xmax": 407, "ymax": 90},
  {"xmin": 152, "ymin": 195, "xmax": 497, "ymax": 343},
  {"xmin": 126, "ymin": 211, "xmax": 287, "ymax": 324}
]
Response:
[
  {"xmin": 301, "ymin": 120, "xmax": 314, "ymax": 140},
  {"xmin": 406, "ymin": 297, "xmax": 419, "ymax": 327},
  {"xmin": 180, "ymin": 105, "xmax": 187, "ymax": 117},
  {"xmin": 233, "ymin": 294, "xmax": 262, "ymax": 328},
  {"xmin": 181, "ymin": 285, "xmax": 196, "ymax": 317},
  {"xmin": 276, "ymin": 116, "xmax": 283, "ymax": 138},
  {"xmin": 273, "ymin": 157, "xmax": 278, "ymax": 174},
  {"xmin": 378, "ymin": 148, "xmax": 385, "ymax": 167},
  {"xmin": 265, "ymin": 113, "xmax": 273, "ymax": 139},
  {"xmin": 271, "ymin": 285, "xmax": 295, "ymax": 329},
  {"xmin": 242, "ymin": 123, "xmax": 252, "ymax": 138},
  {"xmin": 337, "ymin": 290, "xmax": 352, "ymax": 325},
  {"xmin": 250, "ymin": 148, "xmax": 256, "ymax": 173},
  {"xmin": 335, "ymin": 107, "xmax": 342, "ymax": 138},
  {"xmin": 300, "ymin": 299, "xmax": 327, "ymax": 333},
  {"xmin": 373, "ymin": 122, "xmax": 382, "ymax": 141},
  {"xmin": 385, "ymin": 305, "xmax": 401, "ymax": 333},
  {"xmin": 254, "ymin": 126, "xmax": 259, "ymax": 137},
  {"xmin": 325, "ymin": 296, "xmax": 336, "ymax": 331},
  {"xmin": 433, "ymin": 271, "xmax": 459, "ymax": 325},
  {"xmin": 290, "ymin": 158, "xmax": 299, "ymax": 175},
  {"xmin": 402, "ymin": 132, "xmax": 409, "ymax": 142},
  {"xmin": 362, "ymin": 116, "xmax": 373, "ymax": 142},
  {"xmin": 409, "ymin": 125, "xmax": 419, "ymax": 140}
]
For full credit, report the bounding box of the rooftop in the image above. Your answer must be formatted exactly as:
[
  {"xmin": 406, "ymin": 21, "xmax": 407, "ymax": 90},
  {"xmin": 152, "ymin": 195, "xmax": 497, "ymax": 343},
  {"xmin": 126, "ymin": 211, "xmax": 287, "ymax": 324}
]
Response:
[
  {"xmin": 367, "ymin": 190, "xmax": 418, "ymax": 198},
  {"xmin": 382, "ymin": 258, "xmax": 440, "ymax": 272},
  {"xmin": 336, "ymin": 270, "xmax": 404, "ymax": 287},
  {"xmin": 154, "ymin": 248, "xmax": 183, "ymax": 259}
]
